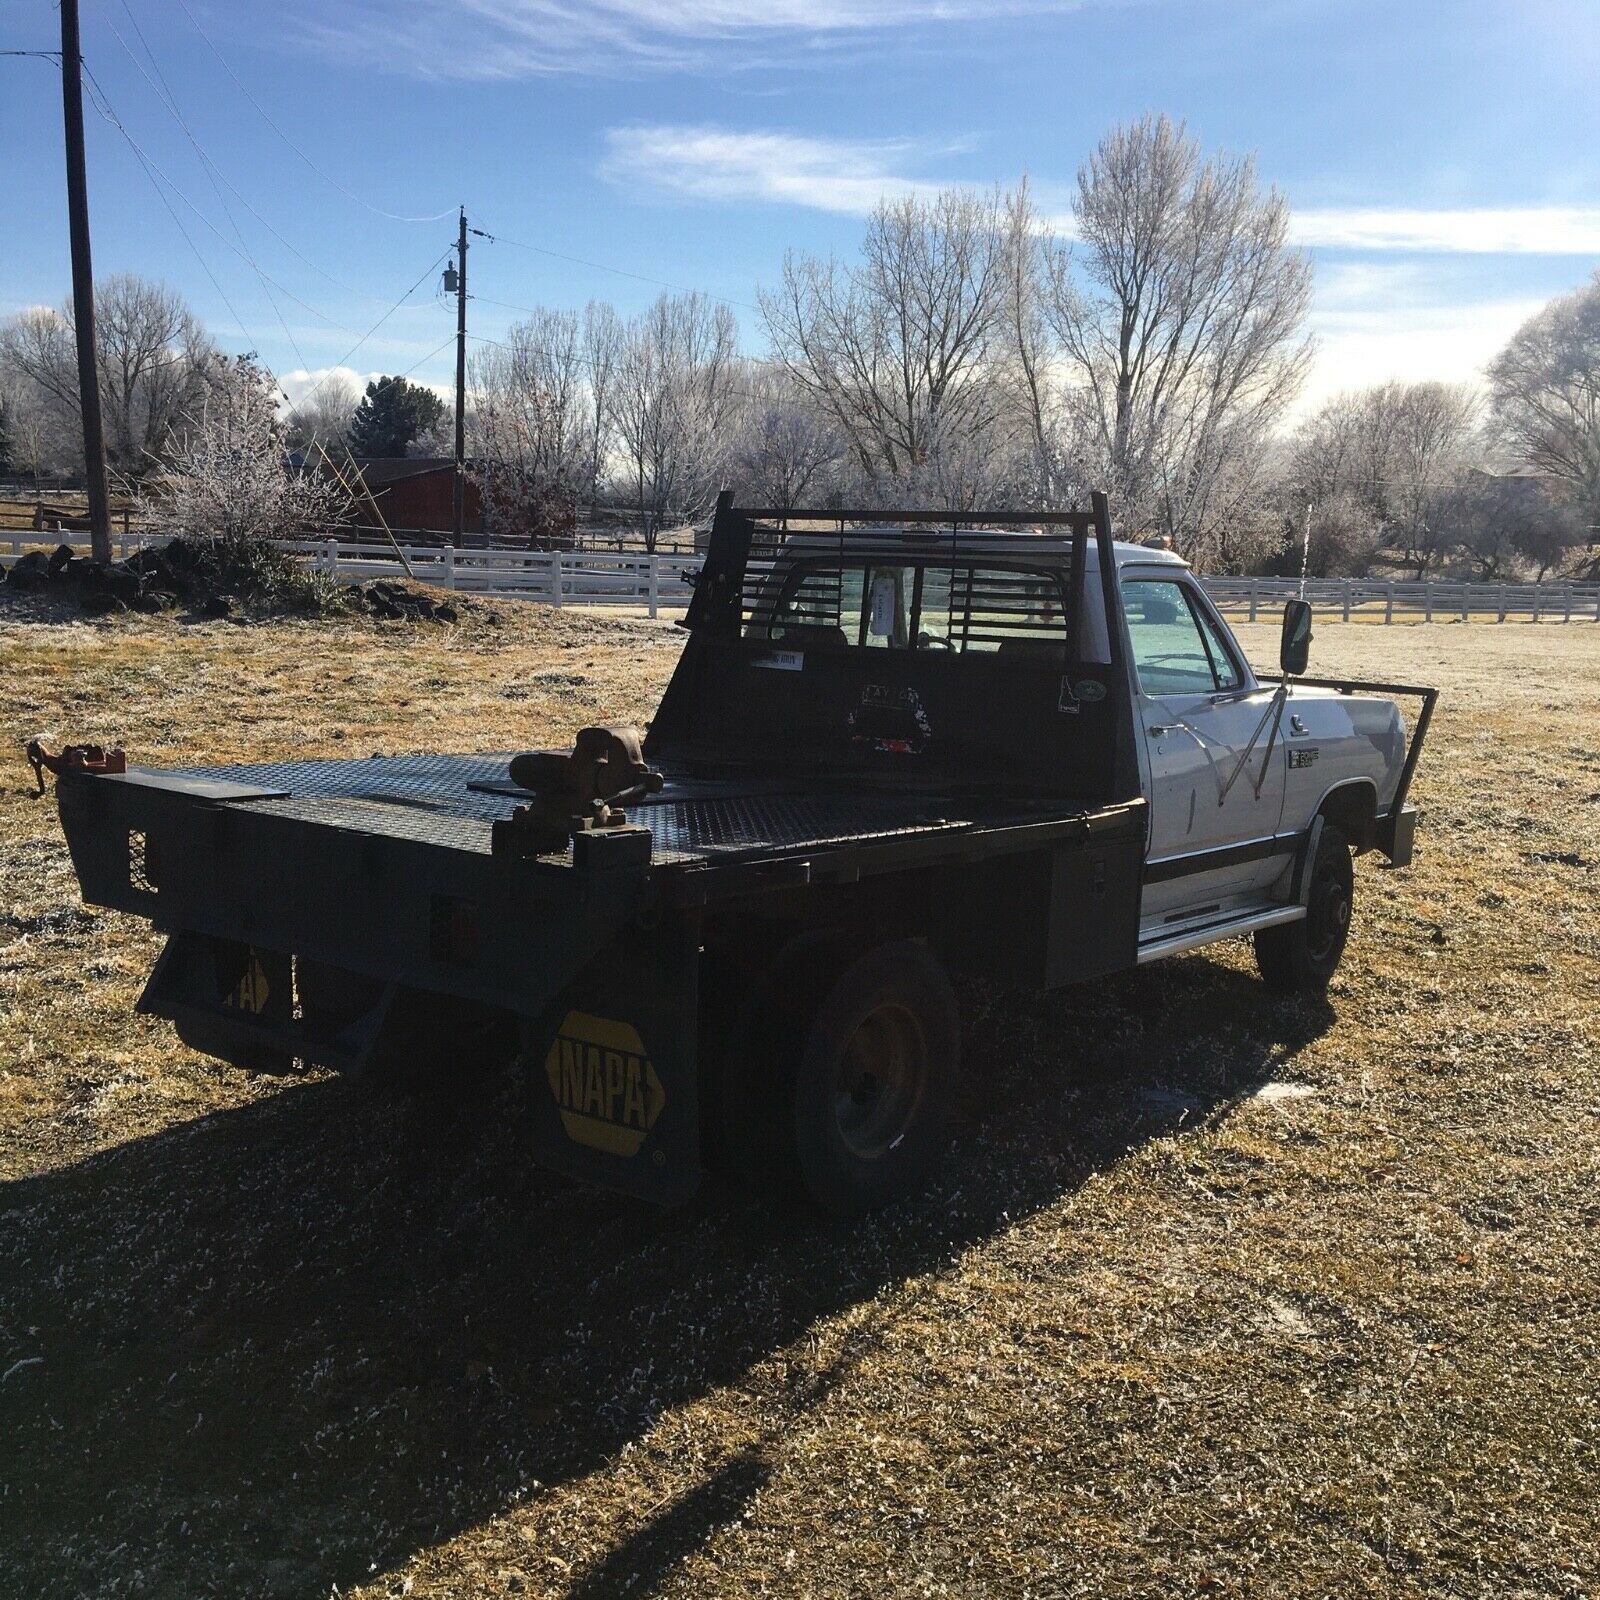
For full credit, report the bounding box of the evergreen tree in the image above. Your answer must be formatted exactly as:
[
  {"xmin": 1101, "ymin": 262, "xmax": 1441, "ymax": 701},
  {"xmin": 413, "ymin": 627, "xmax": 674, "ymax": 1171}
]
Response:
[{"xmin": 348, "ymin": 375, "xmax": 446, "ymax": 458}]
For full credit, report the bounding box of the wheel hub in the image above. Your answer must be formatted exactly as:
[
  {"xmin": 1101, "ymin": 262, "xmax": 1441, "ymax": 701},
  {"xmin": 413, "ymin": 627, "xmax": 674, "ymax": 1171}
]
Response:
[{"xmin": 832, "ymin": 1002, "xmax": 927, "ymax": 1161}]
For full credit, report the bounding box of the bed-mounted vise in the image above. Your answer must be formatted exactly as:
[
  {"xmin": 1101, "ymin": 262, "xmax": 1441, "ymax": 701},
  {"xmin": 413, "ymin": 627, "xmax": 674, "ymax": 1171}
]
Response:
[{"xmin": 491, "ymin": 724, "xmax": 664, "ymax": 862}]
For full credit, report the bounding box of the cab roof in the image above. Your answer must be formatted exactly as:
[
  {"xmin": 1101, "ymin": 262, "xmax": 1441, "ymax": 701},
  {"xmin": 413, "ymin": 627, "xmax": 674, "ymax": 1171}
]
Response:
[{"xmin": 761, "ymin": 526, "xmax": 1190, "ymax": 570}]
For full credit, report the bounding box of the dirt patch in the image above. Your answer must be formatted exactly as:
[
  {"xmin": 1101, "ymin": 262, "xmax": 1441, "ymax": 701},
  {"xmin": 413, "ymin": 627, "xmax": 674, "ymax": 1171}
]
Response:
[{"xmin": 0, "ymin": 618, "xmax": 1596, "ymax": 1599}]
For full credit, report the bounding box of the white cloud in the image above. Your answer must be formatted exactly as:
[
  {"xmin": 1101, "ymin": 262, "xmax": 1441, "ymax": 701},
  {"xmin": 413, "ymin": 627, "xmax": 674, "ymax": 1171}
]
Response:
[
  {"xmin": 1298, "ymin": 296, "xmax": 1545, "ymax": 413},
  {"xmin": 1293, "ymin": 206, "xmax": 1600, "ymax": 255},
  {"xmin": 298, "ymin": 0, "xmax": 1072, "ymax": 80},
  {"xmin": 602, "ymin": 125, "xmax": 950, "ymax": 212},
  {"xmin": 278, "ymin": 366, "xmax": 377, "ymax": 407},
  {"xmin": 279, "ymin": 366, "xmax": 452, "ymax": 407}
]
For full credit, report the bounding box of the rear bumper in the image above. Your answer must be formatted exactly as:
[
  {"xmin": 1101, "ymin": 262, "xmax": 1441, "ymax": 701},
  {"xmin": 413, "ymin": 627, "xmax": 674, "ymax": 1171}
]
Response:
[{"xmin": 56, "ymin": 770, "xmax": 704, "ymax": 1203}]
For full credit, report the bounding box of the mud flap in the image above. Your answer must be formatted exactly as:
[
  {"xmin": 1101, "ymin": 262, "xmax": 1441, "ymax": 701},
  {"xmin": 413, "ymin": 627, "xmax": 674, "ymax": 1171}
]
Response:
[
  {"xmin": 522, "ymin": 910, "xmax": 701, "ymax": 1204},
  {"xmin": 140, "ymin": 933, "xmax": 297, "ymax": 1073}
]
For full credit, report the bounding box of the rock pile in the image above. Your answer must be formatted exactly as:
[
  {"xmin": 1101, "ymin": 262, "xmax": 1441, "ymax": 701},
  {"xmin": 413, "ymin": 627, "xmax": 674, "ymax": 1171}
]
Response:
[{"xmin": 5, "ymin": 539, "xmax": 462, "ymax": 624}]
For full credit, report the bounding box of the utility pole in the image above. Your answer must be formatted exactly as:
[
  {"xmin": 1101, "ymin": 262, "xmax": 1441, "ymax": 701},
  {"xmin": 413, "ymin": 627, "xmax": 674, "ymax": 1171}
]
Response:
[
  {"xmin": 452, "ymin": 207, "xmax": 467, "ymax": 547},
  {"xmin": 59, "ymin": 0, "xmax": 112, "ymax": 564}
]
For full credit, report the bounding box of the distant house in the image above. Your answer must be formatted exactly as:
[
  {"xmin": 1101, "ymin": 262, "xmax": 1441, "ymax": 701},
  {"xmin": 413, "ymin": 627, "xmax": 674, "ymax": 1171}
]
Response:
[{"xmin": 345, "ymin": 458, "xmax": 482, "ymax": 540}]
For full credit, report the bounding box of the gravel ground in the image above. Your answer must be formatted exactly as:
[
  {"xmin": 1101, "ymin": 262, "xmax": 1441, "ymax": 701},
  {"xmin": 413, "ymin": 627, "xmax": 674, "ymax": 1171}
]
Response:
[{"xmin": 0, "ymin": 608, "xmax": 1596, "ymax": 1600}]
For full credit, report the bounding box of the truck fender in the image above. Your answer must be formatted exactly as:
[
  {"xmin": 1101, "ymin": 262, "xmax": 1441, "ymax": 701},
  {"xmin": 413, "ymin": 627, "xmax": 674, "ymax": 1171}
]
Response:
[
  {"xmin": 1308, "ymin": 779, "xmax": 1378, "ymax": 854},
  {"xmin": 1289, "ymin": 815, "xmax": 1325, "ymax": 906}
]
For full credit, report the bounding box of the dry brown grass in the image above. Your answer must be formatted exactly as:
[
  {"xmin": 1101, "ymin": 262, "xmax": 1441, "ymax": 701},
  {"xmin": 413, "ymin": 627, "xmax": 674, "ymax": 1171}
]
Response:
[{"xmin": 1, "ymin": 609, "xmax": 1597, "ymax": 1599}]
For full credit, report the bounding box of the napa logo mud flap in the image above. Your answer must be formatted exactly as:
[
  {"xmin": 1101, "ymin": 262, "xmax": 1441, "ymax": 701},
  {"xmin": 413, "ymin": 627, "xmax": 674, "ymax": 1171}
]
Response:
[
  {"xmin": 544, "ymin": 1012, "xmax": 665, "ymax": 1157},
  {"xmin": 524, "ymin": 917, "xmax": 701, "ymax": 1204}
]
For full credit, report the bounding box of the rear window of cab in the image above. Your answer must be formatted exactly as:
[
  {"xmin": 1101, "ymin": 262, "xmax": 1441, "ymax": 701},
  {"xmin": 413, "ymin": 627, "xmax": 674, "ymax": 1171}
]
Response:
[{"xmin": 753, "ymin": 561, "xmax": 1069, "ymax": 656}]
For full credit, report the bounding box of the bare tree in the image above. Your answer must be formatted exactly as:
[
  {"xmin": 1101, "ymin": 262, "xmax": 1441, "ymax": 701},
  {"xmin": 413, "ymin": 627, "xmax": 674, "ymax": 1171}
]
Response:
[
  {"xmin": 1288, "ymin": 381, "xmax": 1480, "ymax": 576},
  {"xmin": 1488, "ymin": 272, "xmax": 1600, "ymax": 538},
  {"xmin": 0, "ymin": 275, "xmax": 217, "ymax": 481},
  {"xmin": 1039, "ymin": 115, "xmax": 1312, "ymax": 565},
  {"xmin": 1441, "ymin": 473, "xmax": 1587, "ymax": 580},
  {"xmin": 727, "ymin": 363, "xmax": 844, "ymax": 510},
  {"xmin": 582, "ymin": 301, "xmax": 622, "ymax": 507},
  {"xmin": 608, "ymin": 292, "xmax": 739, "ymax": 551},
  {"xmin": 158, "ymin": 356, "xmax": 345, "ymax": 542},
  {"xmin": 470, "ymin": 308, "xmax": 594, "ymax": 544},
  {"xmin": 760, "ymin": 188, "xmax": 1022, "ymax": 491},
  {"xmin": 284, "ymin": 373, "xmax": 360, "ymax": 454}
]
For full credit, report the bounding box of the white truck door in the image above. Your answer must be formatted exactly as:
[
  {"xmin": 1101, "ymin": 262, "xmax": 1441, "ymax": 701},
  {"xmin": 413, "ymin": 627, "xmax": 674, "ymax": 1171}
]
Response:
[{"xmin": 1122, "ymin": 574, "xmax": 1291, "ymax": 920}]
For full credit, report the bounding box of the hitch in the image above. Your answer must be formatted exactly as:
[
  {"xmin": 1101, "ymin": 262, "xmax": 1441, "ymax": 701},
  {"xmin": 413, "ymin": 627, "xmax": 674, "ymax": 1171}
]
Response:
[
  {"xmin": 493, "ymin": 725, "xmax": 664, "ymax": 858},
  {"xmin": 25, "ymin": 739, "xmax": 127, "ymax": 795}
]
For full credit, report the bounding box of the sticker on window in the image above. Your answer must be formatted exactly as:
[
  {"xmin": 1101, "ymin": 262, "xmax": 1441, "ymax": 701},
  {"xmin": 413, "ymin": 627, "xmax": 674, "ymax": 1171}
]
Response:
[{"xmin": 868, "ymin": 574, "xmax": 897, "ymax": 638}]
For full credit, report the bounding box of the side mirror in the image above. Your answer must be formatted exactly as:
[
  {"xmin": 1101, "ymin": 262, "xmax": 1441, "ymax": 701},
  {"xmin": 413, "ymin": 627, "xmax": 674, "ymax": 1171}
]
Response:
[{"xmin": 1280, "ymin": 599, "xmax": 1313, "ymax": 677}]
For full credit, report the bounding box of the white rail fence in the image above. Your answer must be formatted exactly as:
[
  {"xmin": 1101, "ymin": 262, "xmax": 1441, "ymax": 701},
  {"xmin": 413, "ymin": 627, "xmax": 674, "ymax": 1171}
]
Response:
[{"xmin": 5, "ymin": 531, "xmax": 1599, "ymax": 622}]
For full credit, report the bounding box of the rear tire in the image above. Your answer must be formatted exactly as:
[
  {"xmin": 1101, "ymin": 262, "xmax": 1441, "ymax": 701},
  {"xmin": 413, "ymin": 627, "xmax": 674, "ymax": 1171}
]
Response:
[
  {"xmin": 1255, "ymin": 822, "xmax": 1354, "ymax": 992},
  {"xmin": 741, "ymin": 939, "xmax": 960, "ymax": 1218}
]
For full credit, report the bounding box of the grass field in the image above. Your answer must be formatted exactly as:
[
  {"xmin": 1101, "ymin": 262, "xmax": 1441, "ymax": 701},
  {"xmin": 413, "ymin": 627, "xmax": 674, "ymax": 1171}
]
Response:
[{"xmin": 1, "ymin": 604, "xmax": 1597, "ymax": 1599}]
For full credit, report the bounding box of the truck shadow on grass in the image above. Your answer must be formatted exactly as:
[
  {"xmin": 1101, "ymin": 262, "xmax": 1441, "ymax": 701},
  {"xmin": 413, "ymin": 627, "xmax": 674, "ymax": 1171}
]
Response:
[{"xmin": 0, "ymin": 958, "xmax": 1331, "ymax": 1599}]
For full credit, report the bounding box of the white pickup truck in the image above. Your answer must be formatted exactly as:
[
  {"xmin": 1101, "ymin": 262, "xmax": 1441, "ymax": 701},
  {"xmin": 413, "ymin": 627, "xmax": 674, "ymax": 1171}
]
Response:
[{"xmin": 42, "ymin": 495, "xmax": 1436, "ymax": 1213}]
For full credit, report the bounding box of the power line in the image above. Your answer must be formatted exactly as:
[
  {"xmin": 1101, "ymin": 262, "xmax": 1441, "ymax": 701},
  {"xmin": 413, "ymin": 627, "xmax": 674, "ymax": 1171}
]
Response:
[
  {"xmin": 471, "ymin": 226, "xmax": 760, "ymax": 314},
  {"xmin": 81, "ymin": 66, "xmax": 363, "ymax": 336},
  {"xmin": 82, "ymin": 67, "xmax": 453, "ymax": 425},
  {"xmin": 80, "ymin": 66, "xmax": 259, "ymax": 352},
  {"xmin": 324, "ymin": 248, "xmax": 453, "ymax": 375},
  {"xmin": 101, "ymin": 7, "xmax": 314, "ymax": 379},
  {"xmin": 169, "ymin": 0, "xmax": 455, "ymax": 225},
  {"xmin": 103, "ymin": 2, "xmax": 392, "ymax": 308}
]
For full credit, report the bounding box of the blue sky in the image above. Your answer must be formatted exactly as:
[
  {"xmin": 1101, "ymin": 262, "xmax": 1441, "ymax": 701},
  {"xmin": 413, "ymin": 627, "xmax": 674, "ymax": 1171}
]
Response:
[{"xmin": 5, "ymin": 0, "xmax": 1600, "ymax": 416}]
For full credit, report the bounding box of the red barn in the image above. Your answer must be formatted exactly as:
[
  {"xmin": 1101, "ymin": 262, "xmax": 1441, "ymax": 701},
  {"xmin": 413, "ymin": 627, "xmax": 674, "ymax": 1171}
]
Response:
[{"xmin": 347, "ymin": 459, "xmax": 482, "ymax": 541}]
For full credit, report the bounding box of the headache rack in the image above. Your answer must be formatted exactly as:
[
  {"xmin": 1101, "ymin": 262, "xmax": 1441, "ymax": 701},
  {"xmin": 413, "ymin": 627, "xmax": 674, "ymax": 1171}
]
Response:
[
  {"xmin": 687, "ymin": 496, "xmax": 1104, "ymax": 660},
  {"xmin": 651, "ymin": 493, "xmax": 1142, "ymax": 804}
]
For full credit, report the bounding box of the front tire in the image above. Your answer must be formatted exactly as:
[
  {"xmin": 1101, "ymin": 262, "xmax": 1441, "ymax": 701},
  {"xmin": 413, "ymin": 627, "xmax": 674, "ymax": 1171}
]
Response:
[{"xmin": 1255, "ymin": 822, "xmax": 1354, "ymax": 992}]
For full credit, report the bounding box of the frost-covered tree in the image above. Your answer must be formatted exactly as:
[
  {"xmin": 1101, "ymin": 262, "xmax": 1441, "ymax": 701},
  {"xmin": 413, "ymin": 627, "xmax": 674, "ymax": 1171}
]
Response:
[
  {"xmin": 1038, "ymin": 116, "xmax": 1312, "ymax": 565},
  {"xmin": 159, "ymin": 357, "xmax": 345, "ymax": 542},
  {"xmin": 0, "ymin": 275, "xmax": 218, "ymax": 479},
  {"xmin": 469, "ymin": 308, "xmax": 594, "ymax": 545},
  {"xmin": 284, "ymin": 372, "xmax": 361, "ymax": 454},
  {"xmin": 608, "ymin": 292, "xmax": 739, "ymax": 550},
  {"xmin": 761, "ymin": 187, "xmax": 1024, "ymax": 491},
  {"xmin": 726, "ymin": 364, "xmax": 844, "ymax": 511},
  {"xmin": 1286, "ymin": 381, "xmax": 1481, "ymax": 576},
  {"xmin": 1489, "ymin": 272, "xmax": 1600, "ymax": 545}
]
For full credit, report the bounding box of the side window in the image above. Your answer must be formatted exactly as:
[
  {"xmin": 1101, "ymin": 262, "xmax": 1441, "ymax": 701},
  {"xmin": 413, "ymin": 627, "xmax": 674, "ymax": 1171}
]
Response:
[
  {"xmin": 1188, "ymin": 594, "xmax": 1244, "ymax": 692},
  {"xmin": 1123, "ymin": 578, "xmax": 1219, "ymax": 696}
]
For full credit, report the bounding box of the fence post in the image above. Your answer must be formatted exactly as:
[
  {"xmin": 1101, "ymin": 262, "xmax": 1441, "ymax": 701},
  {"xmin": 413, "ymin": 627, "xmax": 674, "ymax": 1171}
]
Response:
[
  {"xmin": 551, "ymin": 552, "xmax": 563, "ymax": 608},
  {"xmin": 647, "ymin": 555, "xmax": 659, "ymax": 620},
  {"xmin": 443, "ymin": 545, "xmax": 456, "ymax": 591},
  {"xmin": 1532, "ymin": 583, "xmax": 1542, "ymax": 623},
  {"xmin": 1460, "ymin": 584, "xmax": 1468, "ymax": 623},
  {"xmin": 1246, "ymin": 580, "xmax": 1257, "ymax": 623},
  {"xmin": 1424, "ymin": 585, "xmax": 1433, "ymax": 623},
  {"xmin": 1498, "ymin": 583, "xmax": 1507, "ymax": 623},
  {"xmin": 1341, "ymin": 580, "xmax": 1351, "ymax": 622},
  {"xmin": 1563, "ymin": 584, "xmax": 1572, "ymax": 623},
  {"xmin": 323, "ymin": 538, "xmax": 337, "ymax": 579},
  {"xmin": 1385, "ymin": 584, "xmax": 1394, "ymax": 624}
]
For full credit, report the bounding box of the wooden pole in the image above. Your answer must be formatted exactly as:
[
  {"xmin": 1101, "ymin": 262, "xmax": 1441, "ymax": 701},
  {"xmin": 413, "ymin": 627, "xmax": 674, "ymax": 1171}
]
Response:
[{"xmin": 59, "ymin": 0, "xmax": 112, "ymax": 564}]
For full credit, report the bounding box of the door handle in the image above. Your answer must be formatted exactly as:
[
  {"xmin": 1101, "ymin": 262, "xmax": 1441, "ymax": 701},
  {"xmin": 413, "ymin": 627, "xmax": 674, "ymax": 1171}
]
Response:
[{"xmin": 1147, "ymin": 723, "xmax": 1181, "ymax": 736}]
